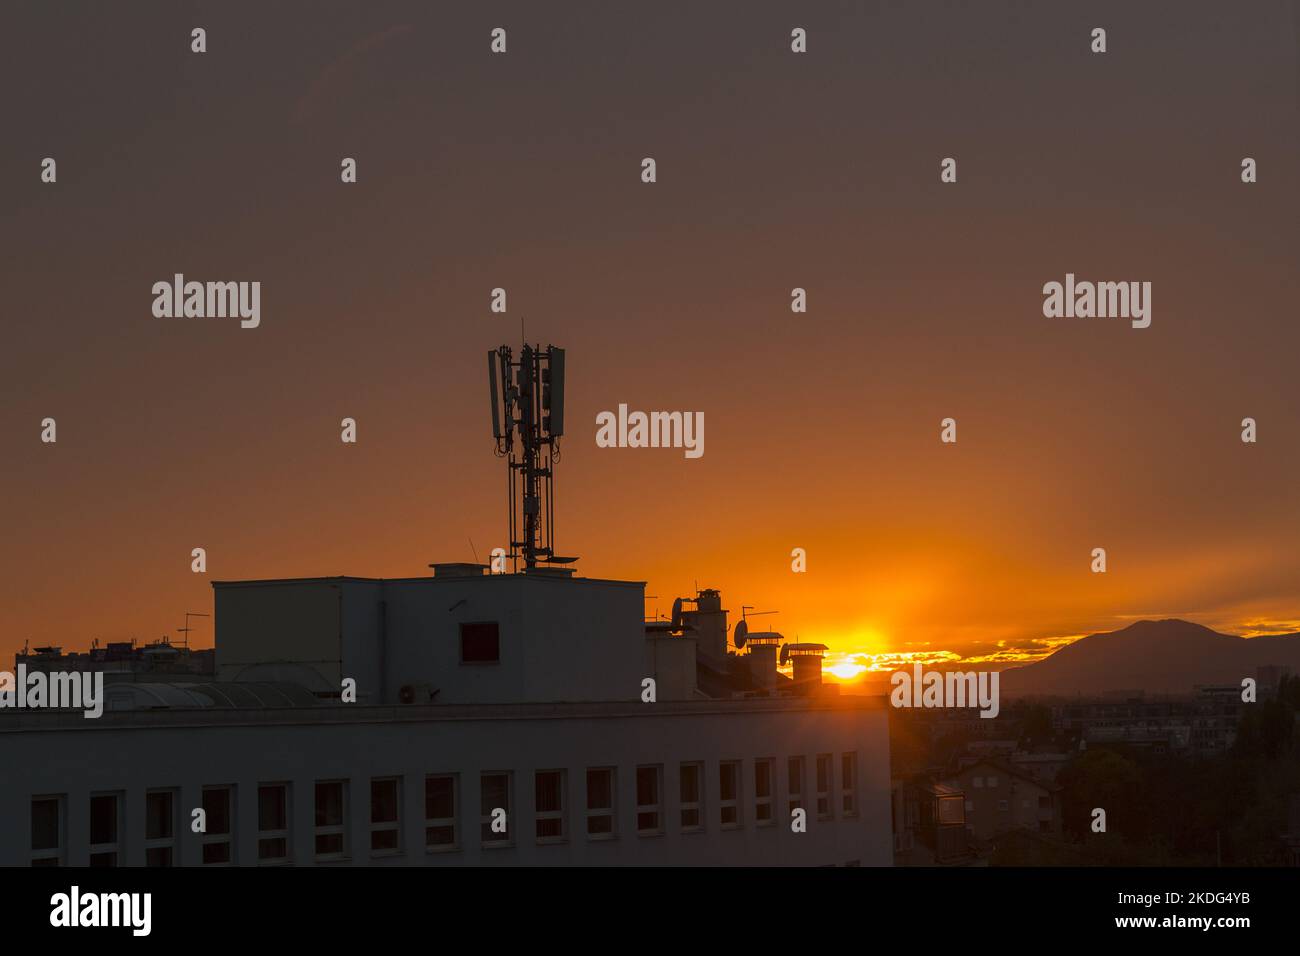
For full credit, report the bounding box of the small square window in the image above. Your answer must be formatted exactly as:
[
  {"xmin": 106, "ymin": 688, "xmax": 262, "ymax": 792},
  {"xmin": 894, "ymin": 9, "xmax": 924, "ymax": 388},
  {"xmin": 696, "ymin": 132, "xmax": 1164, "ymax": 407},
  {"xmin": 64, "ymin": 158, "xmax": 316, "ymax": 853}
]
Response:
[{"xmin": 460, "ymin": 622, "xmax": 500, "ymax": 663}]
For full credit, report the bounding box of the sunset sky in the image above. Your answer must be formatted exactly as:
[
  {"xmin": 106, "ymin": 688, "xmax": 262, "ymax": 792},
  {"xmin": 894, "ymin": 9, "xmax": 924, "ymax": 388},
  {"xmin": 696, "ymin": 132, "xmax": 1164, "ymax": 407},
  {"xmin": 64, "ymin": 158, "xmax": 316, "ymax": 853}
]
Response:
[{"xmin": 3, "ymin": 2, "xmax": 1298, "ymax": 679}]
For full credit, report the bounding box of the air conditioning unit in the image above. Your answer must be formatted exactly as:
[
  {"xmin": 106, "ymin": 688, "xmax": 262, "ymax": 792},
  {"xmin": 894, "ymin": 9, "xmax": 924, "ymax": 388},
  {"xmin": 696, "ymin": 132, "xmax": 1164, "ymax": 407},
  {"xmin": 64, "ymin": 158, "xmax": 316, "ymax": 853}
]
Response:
[{"xmin": 399, "ymin": 683, "xmax": 432, "ymax": 705}]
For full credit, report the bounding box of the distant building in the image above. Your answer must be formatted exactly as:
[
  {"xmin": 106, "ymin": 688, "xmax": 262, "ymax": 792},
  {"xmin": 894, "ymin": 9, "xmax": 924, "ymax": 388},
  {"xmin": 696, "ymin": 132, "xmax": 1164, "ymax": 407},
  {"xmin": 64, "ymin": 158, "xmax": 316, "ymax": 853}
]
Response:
[
  {"xmin": 1008, "ymin": 751, "xmax": 1070, "ymax": 784},
  {"xmin": 941, "ymin": 759, "xmax": 1061, "ymax": 843},
  {"xmin": 1257, "ymin": 665, "xmax": 1294, "ymax": 698},
  {"xmin": 1052, "ymin": 693, "xmax": 1244, "ymax": 756},
  {"xmin": 16, "ymin": 640, "xmax": 214, "ymax": 682}
]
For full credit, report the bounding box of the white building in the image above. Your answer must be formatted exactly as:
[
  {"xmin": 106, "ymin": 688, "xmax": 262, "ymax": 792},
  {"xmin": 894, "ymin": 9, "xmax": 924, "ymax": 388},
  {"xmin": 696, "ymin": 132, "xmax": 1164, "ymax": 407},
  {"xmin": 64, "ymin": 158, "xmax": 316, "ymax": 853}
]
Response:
[{"xmin": 2, "ymin": 566, "xmax": 891, "ymax": 867}]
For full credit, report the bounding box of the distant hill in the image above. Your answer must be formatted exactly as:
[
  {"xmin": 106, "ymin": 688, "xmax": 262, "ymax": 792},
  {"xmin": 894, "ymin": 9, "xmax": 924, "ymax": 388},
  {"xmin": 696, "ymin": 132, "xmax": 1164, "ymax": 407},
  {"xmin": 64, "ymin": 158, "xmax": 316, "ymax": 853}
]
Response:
[{"xmin": 998, "ymin": 619, "xmax": 1300, "ymax": 697}]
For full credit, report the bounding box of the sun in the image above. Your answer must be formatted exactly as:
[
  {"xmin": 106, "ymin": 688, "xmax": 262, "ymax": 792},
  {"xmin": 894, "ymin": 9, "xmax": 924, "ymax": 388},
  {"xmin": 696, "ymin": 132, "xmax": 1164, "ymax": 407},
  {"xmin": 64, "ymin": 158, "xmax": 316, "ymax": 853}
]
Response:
[{"xmin": 826, "ymin": 660, "xmax": 867, "ymax": 681}]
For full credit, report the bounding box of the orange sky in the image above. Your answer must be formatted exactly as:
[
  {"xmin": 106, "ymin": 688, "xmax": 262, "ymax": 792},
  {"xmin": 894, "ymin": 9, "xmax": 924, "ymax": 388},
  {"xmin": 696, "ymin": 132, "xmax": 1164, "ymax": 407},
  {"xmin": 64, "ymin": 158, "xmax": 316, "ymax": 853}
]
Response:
[{"xmin": 2, "ymin": 2, "xmax": 1297, "ymax": 672}]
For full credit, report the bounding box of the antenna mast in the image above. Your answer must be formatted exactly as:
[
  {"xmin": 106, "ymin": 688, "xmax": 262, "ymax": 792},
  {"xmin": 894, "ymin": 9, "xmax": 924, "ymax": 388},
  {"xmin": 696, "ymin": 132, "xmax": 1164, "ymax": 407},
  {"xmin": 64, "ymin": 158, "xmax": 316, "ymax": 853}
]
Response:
[
  {"xmin": 177, "ymin": 611, "xmax": 210, "ymax": 648},
  {"xmin": 487, "ymin": 341, "xmax": 570, "ymax": 572}
]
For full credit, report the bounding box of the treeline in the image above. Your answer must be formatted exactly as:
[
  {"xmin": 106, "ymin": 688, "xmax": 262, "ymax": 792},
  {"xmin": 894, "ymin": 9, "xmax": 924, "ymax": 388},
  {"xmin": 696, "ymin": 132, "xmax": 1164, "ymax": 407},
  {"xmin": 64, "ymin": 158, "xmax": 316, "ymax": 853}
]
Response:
[{"xmin": 1049, "ymin": 675, "xmax": 1300, "ymax": 866}]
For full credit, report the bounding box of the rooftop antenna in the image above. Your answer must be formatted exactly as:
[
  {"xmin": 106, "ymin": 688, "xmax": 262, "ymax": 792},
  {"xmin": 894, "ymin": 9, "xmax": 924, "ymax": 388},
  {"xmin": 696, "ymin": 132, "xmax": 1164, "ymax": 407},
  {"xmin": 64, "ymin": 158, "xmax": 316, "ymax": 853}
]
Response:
[
  {"xmin": 488, "ymin": 338, "xmax": 574, "ymax": 572},
  {"xmin": 177, "ymin": 611, "xmax": 210, "ymax": 648},
  {"xmin": 468, "ymin": 537, "xmax": 481, "ymax": 565},
  {"xmin": 737, "ymin": 606, "xmax": 778, "ymax": 650}
]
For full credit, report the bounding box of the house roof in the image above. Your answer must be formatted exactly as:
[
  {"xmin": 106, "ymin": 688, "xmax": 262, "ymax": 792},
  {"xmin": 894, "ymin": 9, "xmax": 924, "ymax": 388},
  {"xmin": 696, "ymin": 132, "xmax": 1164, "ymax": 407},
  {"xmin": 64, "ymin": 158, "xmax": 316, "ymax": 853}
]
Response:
[{"xmin": 944, "ymin": 757, "xmax": 1062, "ymax": 792}]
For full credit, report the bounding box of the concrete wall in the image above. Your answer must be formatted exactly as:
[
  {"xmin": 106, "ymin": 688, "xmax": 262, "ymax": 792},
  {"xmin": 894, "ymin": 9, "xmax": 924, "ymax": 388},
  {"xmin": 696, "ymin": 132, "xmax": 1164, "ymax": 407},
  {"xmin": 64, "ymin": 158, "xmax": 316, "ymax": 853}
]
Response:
[
  {"xmin": 0, "ymin": 699, "xmax": 891, "ymax": 867},
  {"xmin": 381, "ymin": 575, "xmax": 646, "ymax": 705},
  {"xmin": 215, "ymin": 581, "xmax": 342, "ymax": 686},
  {"xmin": 215, "ymin": 575, "xmax": 648, "ymax": 706},
  {"xmin": 643, "ymin": 636, "xmax": 698, "ymax": 700}
]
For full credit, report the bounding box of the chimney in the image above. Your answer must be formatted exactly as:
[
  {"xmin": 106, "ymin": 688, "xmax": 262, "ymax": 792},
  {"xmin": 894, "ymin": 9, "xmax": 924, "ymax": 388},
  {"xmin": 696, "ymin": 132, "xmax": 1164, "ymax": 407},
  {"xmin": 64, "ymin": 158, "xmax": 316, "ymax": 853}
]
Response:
[
  {"xmin": 679, "ymin": 589, "xmax": 728, "ymax": 664},
  {"xmin": 745, "ymin": 631, "xmax": 782, "ymax": 691},
  {"xmin": 785, "ymin": 643, "xmax": 828, "ymax": 695}
]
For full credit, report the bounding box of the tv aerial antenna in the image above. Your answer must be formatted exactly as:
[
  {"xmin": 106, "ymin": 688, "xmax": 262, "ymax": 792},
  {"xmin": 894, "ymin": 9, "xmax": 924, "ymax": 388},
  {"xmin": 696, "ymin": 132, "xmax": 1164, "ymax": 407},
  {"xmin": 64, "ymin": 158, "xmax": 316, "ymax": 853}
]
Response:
[
  {"xmin": 735, "ymin": 605, "xmax": 778, "ymax": 650},
  {"xmin": 177, "ymin": 611, "xmax": 210, "ymax": 648}
]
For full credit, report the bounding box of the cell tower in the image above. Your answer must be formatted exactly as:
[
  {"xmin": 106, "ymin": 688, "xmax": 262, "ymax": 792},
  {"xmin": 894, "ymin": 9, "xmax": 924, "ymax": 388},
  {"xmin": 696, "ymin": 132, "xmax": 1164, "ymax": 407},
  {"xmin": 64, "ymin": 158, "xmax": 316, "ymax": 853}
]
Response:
[{"xmin": 487, "ymin": 342, "xmax": 577, "ymax": 572}]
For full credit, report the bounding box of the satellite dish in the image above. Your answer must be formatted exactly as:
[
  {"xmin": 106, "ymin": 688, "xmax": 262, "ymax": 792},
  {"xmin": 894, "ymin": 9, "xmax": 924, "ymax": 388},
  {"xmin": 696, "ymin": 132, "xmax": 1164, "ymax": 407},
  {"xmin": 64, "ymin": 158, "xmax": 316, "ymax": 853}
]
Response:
[
  {"xmin": 779, "ymin": 644, "xmax": 790, "ymax": 666},
  {"xmin": 671, "ymin": 597, "xmax": 683, "ymax": 629},
  {"xmin": 734, "ymin": 620, "xmax": 748, "ymax": 649}
]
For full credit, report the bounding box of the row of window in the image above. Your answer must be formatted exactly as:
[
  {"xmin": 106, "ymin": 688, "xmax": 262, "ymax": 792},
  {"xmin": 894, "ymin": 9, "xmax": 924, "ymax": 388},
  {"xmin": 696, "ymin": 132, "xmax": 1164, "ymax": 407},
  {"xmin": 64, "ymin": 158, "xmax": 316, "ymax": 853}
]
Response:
[{"xmin": 30, "ymin": 753, "xmax": 858, "ymax": 865}]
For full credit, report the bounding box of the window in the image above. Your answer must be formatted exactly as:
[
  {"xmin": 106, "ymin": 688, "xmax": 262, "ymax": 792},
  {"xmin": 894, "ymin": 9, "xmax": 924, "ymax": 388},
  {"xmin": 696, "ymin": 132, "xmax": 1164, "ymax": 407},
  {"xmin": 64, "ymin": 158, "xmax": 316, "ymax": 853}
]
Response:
[
  {"xmin": 89, "ymin": 792, "xmax": 122, "ymax": 867},
  {"xmin": 755, "ymin": 758, "xmax": 775, "ymax": 825},
  {"xmin": 480, "ymin": 772, "xmax": 512, "ymax": 846},
  {"xmin": 787, "ymin": 756, "xmax": 805, "ymax": 816},
  {"xmin": 425, "ymin": 775, "xmax": 458, "ymax": 850},
  {"xmin": 314, "ymin": 781, "xmax": 348, "ymax": 860},
  {"xmin": 257, "ymin": 783, "xmax": 290, "ymax": 864},
  {"xmin": 986, "ymin": 776, "xmax": 998, "ymax": 789},
  {"xmin": 998, "ymin": 799, "xmax": 1009, "ymax": 812},
  {"xmin": 535, "ymin": 770, "xmax": 567, "ymax": 842},
  {"xmin": 636, "ymin": 765, "xmax": 663, "ymax": 835},
  {"xmin": 719, "ymin": 760, "xmax": 741, "ymax": 828},
  {"xmin": 679, "ymin": 762, "xmax": 703, "ymax": 832},
  {"xmin": 816, "ymin": 754, "xmax": 833, "ymax": 821},
  {"xmin": 460, "ymin": 621, "xmax": 500, "ymax": 663},
  {"xmin": 145, "ymin": 789, "xmax": 177, "ymax": 866},
  {"xmin": 370, "ymin": 778, "xmax": 401, "ymax": 854},
  {"xmin": 30, "ymin": 796, "xmax": 64, "ymax": 866},
  {"xmin": 201, "ymin": 786, "xmax": 234, "ymax": 865},
  {"xmin": 585, "ymin": 768, "xmax": 616, "ymax": 839},
  {"xmin": 841, "ymin": 752, "xmax": 858, "ymax": 817},
  {"xmin": 973, "ymin": 776, "xmax": 983, "ymax": 788}
]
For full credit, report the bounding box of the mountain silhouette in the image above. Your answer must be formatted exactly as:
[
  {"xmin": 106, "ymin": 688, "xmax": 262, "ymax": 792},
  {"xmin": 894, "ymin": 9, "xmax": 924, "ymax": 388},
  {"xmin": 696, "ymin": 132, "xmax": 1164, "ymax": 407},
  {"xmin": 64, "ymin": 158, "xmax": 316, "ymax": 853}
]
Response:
[{"xmin": 999, "ymin": 619, "xmax": 1300, "ymax": 697}]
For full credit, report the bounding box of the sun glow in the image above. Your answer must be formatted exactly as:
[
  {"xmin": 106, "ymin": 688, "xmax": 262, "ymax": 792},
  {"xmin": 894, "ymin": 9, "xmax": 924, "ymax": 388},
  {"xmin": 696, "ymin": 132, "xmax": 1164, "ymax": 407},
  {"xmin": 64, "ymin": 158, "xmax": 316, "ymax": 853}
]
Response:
[{"xmin": 826, "ymin": 660, "xmax": 867, "ymax": 680}]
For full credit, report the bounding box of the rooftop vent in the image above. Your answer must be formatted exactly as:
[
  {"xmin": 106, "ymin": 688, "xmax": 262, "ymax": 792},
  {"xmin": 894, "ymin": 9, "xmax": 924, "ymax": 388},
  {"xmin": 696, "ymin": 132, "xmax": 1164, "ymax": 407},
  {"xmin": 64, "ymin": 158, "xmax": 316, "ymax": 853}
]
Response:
[{"xmin": 428, "ymin": 562, "xmax": 488, "ymax": 578}]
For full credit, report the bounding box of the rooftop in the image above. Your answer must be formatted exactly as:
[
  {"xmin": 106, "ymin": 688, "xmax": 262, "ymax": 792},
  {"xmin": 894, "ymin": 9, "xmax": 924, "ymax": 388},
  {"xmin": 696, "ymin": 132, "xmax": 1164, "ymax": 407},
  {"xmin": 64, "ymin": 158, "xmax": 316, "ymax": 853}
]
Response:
[{"xmin": 0, "ymin": 694, "xmax": 886, "ymax": 735}]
